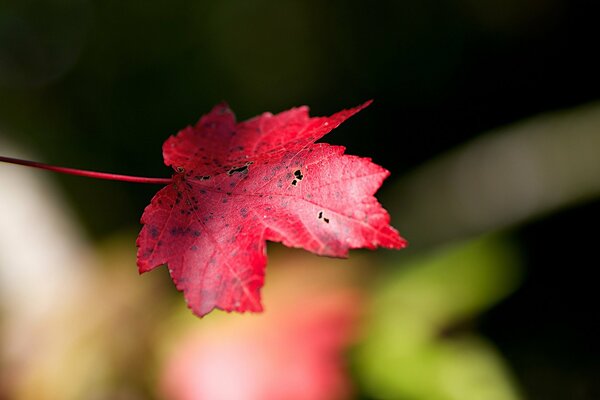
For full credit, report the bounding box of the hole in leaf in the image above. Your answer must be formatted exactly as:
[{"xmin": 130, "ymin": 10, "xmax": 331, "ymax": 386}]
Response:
[
  {"xmin": 228, "ymin": 165, "xmax": 248, "ymax": 175},
  {"xmin": 318, "ymin": 211, "xmax": 329, "ymax": 223},
  {"xmin": 227, "ymin": 161, "xmax": 253, "ymax": 176}
]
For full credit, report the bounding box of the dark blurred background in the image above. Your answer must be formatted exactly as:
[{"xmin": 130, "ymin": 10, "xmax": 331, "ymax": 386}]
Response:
[{"xmin": 1, "ymin": 0, "xmax": 599, "ymax": 399}]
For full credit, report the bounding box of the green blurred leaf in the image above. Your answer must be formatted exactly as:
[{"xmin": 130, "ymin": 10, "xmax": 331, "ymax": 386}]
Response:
[{"xmin": 353, "ymin": 235, "xmax": 524, "ymax": 400}]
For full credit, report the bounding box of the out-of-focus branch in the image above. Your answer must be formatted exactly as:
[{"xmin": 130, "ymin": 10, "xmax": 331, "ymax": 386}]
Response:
[{"xmin": 384, "ymin": 101, "xmax": 600, "ymax": 250}]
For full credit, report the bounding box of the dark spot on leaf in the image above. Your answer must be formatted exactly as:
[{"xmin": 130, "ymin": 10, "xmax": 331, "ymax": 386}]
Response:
[
  {"xmin": 175, "ymin": 166, "xmax": 185, "ymax": 173},
  {"xmin": 192, "ymin": 230, "xmax": 201, "ymax": 237},
  {"xmin": 324, "ymin": 218, "xmax": 330, "ymax": 223},
  {"xmin": 291, "ymin": 180, "xmax": 297, "ymax": 186},
  {"xmin": 318, "ymin": 211, "xmax": 323, "ymax": 219},
  {"xmin": 149, "ymin": 226, "xmax": 159, "ymax": 239},
  {"xmin": 200, "ymin": 189, "xmax": 207, "ymax": 194},
  {"xmin": 170, "ymin": 227, "xmax": 189, "ymax": 236},
  {"xmin": 294, "ymin": 170, "xmax": 303, "ymax": 180},
  {"xmin": 240, "ymin": 207, "xmax": 248, "ymax": 218}
]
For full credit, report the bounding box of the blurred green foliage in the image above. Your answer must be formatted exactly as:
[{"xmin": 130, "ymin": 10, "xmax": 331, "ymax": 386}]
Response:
[
  {"xmin": 353, "ymin": 236, "xmax": 523, "ymax": 400},
  {"xmin": 352, "ymin": 236, "xmax": 521, "ymax": 400}
]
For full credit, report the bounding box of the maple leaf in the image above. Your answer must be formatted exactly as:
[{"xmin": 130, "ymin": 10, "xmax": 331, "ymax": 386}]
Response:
[{"xmin": 136, "ymin": 100, "xmax": 407, "ymax": 317}]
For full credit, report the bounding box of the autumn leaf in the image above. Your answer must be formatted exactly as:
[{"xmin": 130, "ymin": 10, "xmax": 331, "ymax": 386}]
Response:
[{"xmin": 136, "ymin": 101, "xmax": 407, "ymax": 317}]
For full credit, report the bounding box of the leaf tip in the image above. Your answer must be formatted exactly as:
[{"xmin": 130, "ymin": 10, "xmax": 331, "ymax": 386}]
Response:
[
  {"xmin": 361, "ymin": 99, "xmax": 374, "ymax": 109},
  {"xmin": 211, "ymin": 101, "xmax": 234, "ymax": 116}
]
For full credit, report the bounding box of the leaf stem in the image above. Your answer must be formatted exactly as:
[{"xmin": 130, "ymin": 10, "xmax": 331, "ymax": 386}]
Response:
[{"xmin": 0, "ymin": 155, "xmax": 172, "ymax": 185}]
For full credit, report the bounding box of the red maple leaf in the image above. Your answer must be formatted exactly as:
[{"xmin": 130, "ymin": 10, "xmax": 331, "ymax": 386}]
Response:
[{"xmin": 136, "ymin": 100, "xmax": 406, "ymax": 317}]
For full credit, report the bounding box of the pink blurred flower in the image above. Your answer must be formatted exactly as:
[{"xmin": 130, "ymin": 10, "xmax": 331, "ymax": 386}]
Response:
[{"xmin": 159, "ymin": 250, "xmax": 365, "ymax": 400}]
